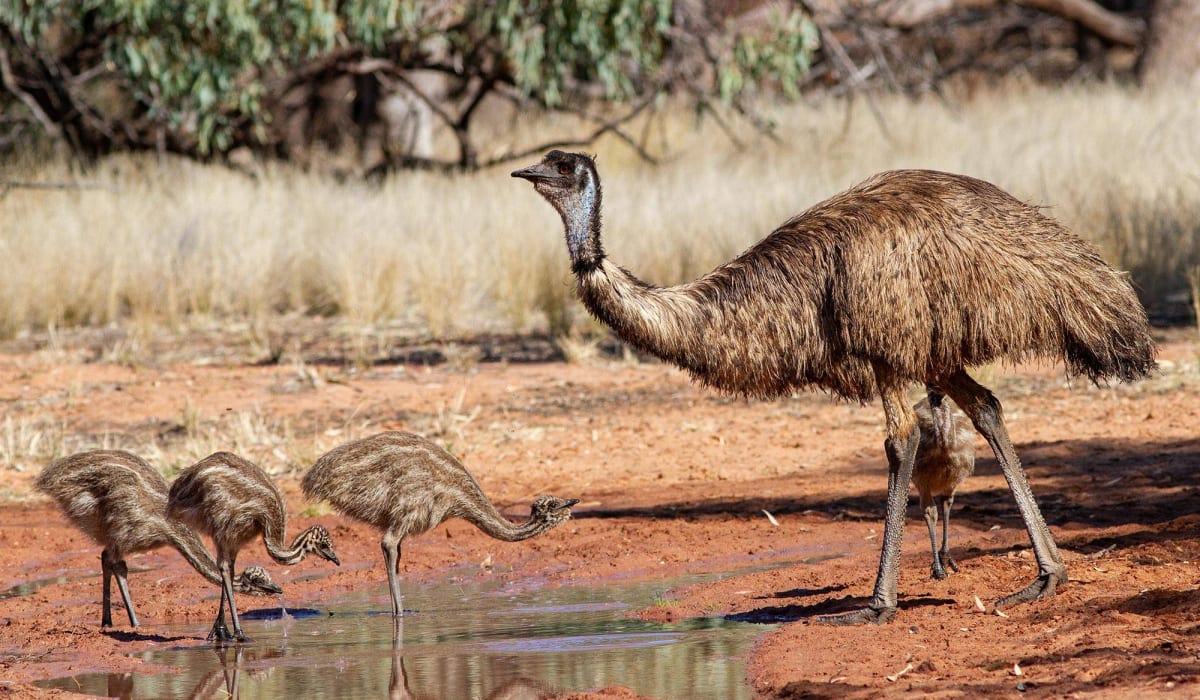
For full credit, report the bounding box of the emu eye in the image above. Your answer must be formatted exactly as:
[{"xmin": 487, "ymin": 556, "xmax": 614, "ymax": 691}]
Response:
[{"xmin": 557, "ymin": 163, "xmax": 571, "ymax": 175}]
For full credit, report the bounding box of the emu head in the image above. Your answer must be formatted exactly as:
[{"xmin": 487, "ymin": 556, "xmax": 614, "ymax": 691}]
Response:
[
  {"xmin": 236, "ymin": 565, "xmax": 283, "ymax": 596},
  {"xmin": 512, "ymin": 151, "xmax": 601, "ymax": 245},
  {"xmin": 529, "ymin": 495, "xmax": 580, "ymax": 527},
  {"xmin": 302, "ymin": 524, "xmax": 341, "ymax": 565}
]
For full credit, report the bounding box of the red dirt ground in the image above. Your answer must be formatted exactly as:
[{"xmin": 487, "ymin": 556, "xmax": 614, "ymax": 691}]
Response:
[{"xmin": 0, "ymin": 325, "xmax": 1197, "ymax": 698}]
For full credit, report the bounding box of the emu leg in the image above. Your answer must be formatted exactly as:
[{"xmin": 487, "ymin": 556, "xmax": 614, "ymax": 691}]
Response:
[
  {"xmin": 111, "ymin": 558, "xmax": 139, "ymax": 627},
  {"xmin": 382, "ymin": 532, "xmax": 404, "ymax": 618},
  {"xmin": 817, "ymin": 386, "xmax": 919, "ymax": 625},
  {"xmin": 938, "ymin": 495, "xmax": 958, "ymax": 574},
  {"xmin": 943, "ymin": 370, "xmax": 1066, "ymax": 607},
  {"xmin": 221, "ymin": 560, "xmax": 246, "ymax": 642},
  {"xmin": 100, "ymin": 550, "xmax": 114, "ymax": 628},
  {"xmin": 208, "ymin": 560, "xmax": 239, "ymax": 643},
  {"xmin": 208, "ymin": 586, "xmax": 233, "ymax": 642},
  {"xmin": 924, "ymin": 498, "xmax": 949, "ymax": 580}
]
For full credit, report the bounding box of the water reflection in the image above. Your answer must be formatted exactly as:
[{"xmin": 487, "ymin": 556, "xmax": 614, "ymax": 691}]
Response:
[
  {"xmin": 389, "ymin": 625, "xmax": 557, "ymax": 700},
  {"xmin": 37, "ymin": 572, "xmax": 777, "ymax": 699},
  {"xmin": 187, "ymin": 647, "xmax": 243, "ymax": 699}
]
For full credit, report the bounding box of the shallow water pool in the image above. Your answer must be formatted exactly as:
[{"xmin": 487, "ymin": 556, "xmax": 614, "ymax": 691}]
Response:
[{"xmin": 36, "ymin": 569, "xmax": 780, "ymax": 699}]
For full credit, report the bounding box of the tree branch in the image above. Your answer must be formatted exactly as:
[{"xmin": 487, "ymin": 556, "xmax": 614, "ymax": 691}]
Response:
[
  {"xmin": 874, "ymin": 0, "xmax": 1143, "ymax": 45},
  {"xmin": 0, "ymin": 42, "xmax": 64, "ymax": 145},
  {"xmin": 1015, "ymin": 0, "xmax": 1143, "ymax": 46},
  {"xmin": 819, "ymin": 26, "xmax": 892, "ymax": 140},
  {"xmin": 479, "ymin": 93, "xmax": 661, "ymax": 168}
]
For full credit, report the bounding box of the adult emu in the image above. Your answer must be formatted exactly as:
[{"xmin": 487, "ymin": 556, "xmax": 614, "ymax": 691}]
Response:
[{"xmin": 513, "ymin": 151, "xmax": 1154, "ymax": 624}]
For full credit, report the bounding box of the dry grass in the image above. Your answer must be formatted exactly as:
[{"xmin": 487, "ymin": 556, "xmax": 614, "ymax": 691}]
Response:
[
  {"xmin": 1, "ymin": 82, "xmax": 1197, "ymax": 341},
  {"xmin": 1190, "ymin": 266, "xmax": 1200, "ymax": 335}
]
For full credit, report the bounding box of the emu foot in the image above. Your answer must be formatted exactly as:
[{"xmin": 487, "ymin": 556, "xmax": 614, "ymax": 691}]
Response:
[
  {"xmin": 815, "ymin": 605, "xmax": 897, "ymax": 626},
  {"xmin": 930, "ymin": 554, "xmax": 959, "ymax": 580},
  {"xmin": 207, "ymin": 620, "xmax": 238, "ymax": 644},
  {"xmin": 994, "ymin": 569, "xmax": 1067, "ymax": 609}
]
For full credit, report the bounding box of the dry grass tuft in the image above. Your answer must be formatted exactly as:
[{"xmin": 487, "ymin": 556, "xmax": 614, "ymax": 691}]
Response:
[{"xmin": 2, "ymin": 83, "xmax": 1197, "ymax": 339}]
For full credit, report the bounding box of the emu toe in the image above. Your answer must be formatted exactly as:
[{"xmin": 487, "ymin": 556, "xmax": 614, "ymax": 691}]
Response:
[
  {"xmin": 994, "ymin": 569, "xmax": 1067, "ymax": 609},
  {"xmin": 930, "ymin": 553, "xmax": 958, "ymax": 580},
  {"xmin": 207, "ymin": 619, "xmax": 235, "ymax": 643},
  {"xmin": 814, "ymin": 605, "xmax": 898, "ymax": 626}
]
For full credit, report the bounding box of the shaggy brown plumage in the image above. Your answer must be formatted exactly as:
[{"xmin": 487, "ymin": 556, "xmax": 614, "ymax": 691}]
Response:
[
  {"xmin": 514, "ymin": 150, "xmax": 1155, "ymax": 625},
  {"xmin": 912, "ymin": 393, "xmax": 976, "ymax": 580},
  {"xmin": 36, "ymin": 450, "xmax": 281, "ymax": 628},
  {"xmin": 167, "ymin": 452, "xmax": 340, "ymax": 642},
  {"xmin": 302, "ymin": 431, "xmax": 578, "ymax": 618}
]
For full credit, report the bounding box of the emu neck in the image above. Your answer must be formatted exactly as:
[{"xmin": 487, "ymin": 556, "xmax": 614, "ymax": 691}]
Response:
[
  {"xmin": 463, "ymin": 502, "xmax": 552, "ymax": 542},
  {"xmin": 263, "ymin": 524, "xmax": 308, "ymax": 565},
  {"xmin": 558, "ymin": 176, "xmax": 605, "ymax": 272},
  {"xmin": 575, "ymin": 260, "xmax": 704, "ymax": 368},
  {"xmin": 166, "ymin": 521, "xmax": 225, "ymax": 586}
]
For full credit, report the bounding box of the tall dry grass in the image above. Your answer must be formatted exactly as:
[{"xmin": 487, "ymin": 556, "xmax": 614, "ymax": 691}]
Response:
[
  {"xmin": 1190, "ymin": 266, "xmax": 1200, "ymax": 334},
  {"xmin": 1, "ymin": 82, "xmax": 1197, "ymax": 340}
]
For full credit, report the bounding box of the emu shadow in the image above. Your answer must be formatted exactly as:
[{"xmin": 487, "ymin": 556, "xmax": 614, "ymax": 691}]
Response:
[
  {"xmin": 238, "ymin": 606, "xmax": 324, "ymax": 620},
  {"xmin": 760, "ymin": 583, "xmax": 849, "ymax": 600},
  {"xmin": 576, "ymin": 436, "xmax": 1200, "ymax": 549},
  {"xmin": 727, "ymin": 594, "xmax": 954, "ymax": 624},
  {"xmin": 101, "ymin": 629, "xmax": 189, "ymax": 643}
]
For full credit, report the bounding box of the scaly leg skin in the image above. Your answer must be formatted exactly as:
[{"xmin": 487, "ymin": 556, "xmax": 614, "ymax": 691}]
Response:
[
  {"xmin": 221, "ymin": 561, "xmax": 247, "ymax": 642},
  {"xmin": 817, "ymin": 384, "xmax": 919, "ymax": 625},
  {"xmin": 938, "ymin": 495, "xmax": 958, "ymax": 575},
  {"xmin": 924, "ymin": 500, "xmax": 949, "ymax": 580},
  {"xmin": 382, "ymin": 532, "xmax": 405, "ymax": 618},
  {"xmin": 100, "ymin": 550, "xmax": 114, "ymax": 628},
  {"xmin": 208, "ymin": 586, "xmax": 234, "ymax": 643},
  {"xmin": 112, "ymin": 558, "xmax": 139, "ymax": 627},
  {"xmin": 943, "ymin": 370, "xmax": 1066, "ymax": 609}
]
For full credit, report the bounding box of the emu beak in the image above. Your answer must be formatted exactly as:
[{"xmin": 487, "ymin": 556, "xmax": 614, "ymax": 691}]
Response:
[
  {"xmin": 511, "ymin": 163, "xmax": 554, "ymax": 183},
  {"xmin": 261, "ymin": 581, "xmax": 283, "ymax": 595},
  {"xmin": 563, "ymin": 499, "xmax": 580, "ymax": 508},
  {"xmin": 324, "ymin": 549, "xmax": 341, "ymax": 566}
]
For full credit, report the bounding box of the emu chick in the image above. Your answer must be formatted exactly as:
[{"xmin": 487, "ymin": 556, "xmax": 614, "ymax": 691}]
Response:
[{"xmin": 912, "ymin": 395, "xmax": 976, "ymax": 580}]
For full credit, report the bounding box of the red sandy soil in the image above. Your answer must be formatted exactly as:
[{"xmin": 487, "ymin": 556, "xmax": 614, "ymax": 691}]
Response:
[{"xmin": 0, "ymin": 325, "xmax": 1198, "ymax": 698}]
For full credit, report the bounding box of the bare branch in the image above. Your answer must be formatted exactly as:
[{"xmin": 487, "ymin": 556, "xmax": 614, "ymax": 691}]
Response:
[
  {"xmin": 691, "ymin": 97, "xmax": 746, "ymax": 149},
  {"xmin": 873, "ymin": 0, "xmax": 1143, "ymax": 45},
  {"xmin": 1015, "ymin": 0, "xmax": 1144, "ymax": 46},
  {"xmin": 819, "ymin": 27, "xmax": 892, "ymax": 140},
  {"xmin": 480, "ymin": 93, "xmax": 661, "ymax": 168},
  {"xmin": 345, "ymin": 59, "xmax": 458, "ymax": 130},
  {"xmin": 0, "ymin": 43, "xmax": 64, "ymax": 145}
]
